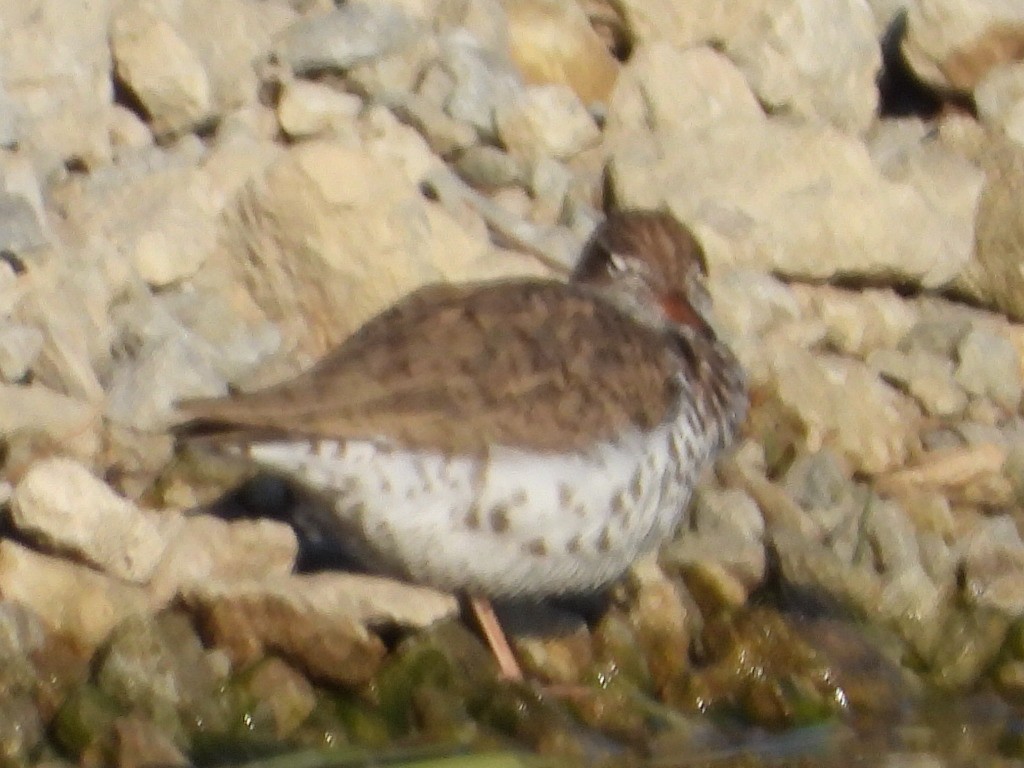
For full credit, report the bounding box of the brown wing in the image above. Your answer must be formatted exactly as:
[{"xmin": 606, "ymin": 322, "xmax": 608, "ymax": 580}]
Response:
[{"xmin": 176, "ymin": 280, "xmax": 683, "ymax": 454}]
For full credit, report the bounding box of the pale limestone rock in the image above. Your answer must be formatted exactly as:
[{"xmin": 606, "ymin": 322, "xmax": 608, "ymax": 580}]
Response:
[
  {"xmin": 610, "ymin": 120, "xmax": 975, "ymax": 288},
  {"xmin": 110, "ymin": 2, "xmax": 212, "ymax": 135},
  {"xmin": 607, "ymin": 44, "xmax": 763, "ymax": 138},
  {"xmin": 976, "ymin": 61, "xmax": 1024, "ymax": 148},
  {"xmin": 0, "ymin": 324, "xmax": 43, "ymax": 382},
  {"xmin": 217, "ymin": 142, "xmax": 494, "ymax": 359},
  {"xmin": 0, "ymin": 0, "xmax": 114, "ymax": 172},
  {"xmin": 177, "ymin": 0, "xmax": 295, "ymax": 112},
  {"xmin": 868, "ymin": 348, "xmax": 968, "ymax": 418},
  {"xmin": 791, "ymin": 285, "xmax": 921, "ymax": 359},
  {"xmin": 502, "ymin": 0, "xmax": 620, "ymax": 104},
  {"xmin": 954, "ymin": 138, "xmax": 1024, "ymax": 320},
  {"xmin": 182, "ymin": 573, "xmax": 458, "ymax": 685},
  {"xmin": 276, "ymin": 80, "xmax": 362, "ymax": 140},
  {"xmin": 902, "ymin": 0, "xmax": 1024, "ymax": 93},
  {"xmin": 613, "ymin": 0, "xmax": 743, "ymax": 49},
  {"xmin": 11, "ymin": 458, "xmax": 167, "ymax": 583},
  {"xmin": 766, "ymin": 343, "xmax": 921, "ymax": 474},
  {"xmin": 0, "ymin": 541, "xmax": 153, "ymax": 651},
  {"xmin": 0, "ymin": 384, "xmax": 99, "ymax": 460},
  {"xmin": 723, "ymin": 0, "xmax": 881, "ymax": 134},
  {"xmin": 495, "ymin": 83, "xmax": 600, "ymax": 160},
  {"xmin": 147, "ymin": 514, "xmax": 298, "ymax": 603}
]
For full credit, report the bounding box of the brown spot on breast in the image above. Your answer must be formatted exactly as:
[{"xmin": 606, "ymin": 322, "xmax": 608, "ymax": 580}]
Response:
[
  {"xmin": 344, "ymin": 501, "xmax": 367, "ymax": 530},
  {"xmin": 524, "ymin": 538, "xmax": 548, "ymax": 556},
  {"xmin": 597, "ymin": 526, "xmax": 612, "ymax": 553},
  {"xmin": 464, "ymin": 503, "xmax": 482, "ymax": 530},
  {"xmin": 508, "ymin": 489, "xmax": 527, "ymax": 508},
  {"xmin": 610, "ymin": 492, "xmax": 628, "ymax": 517},
  {"xmin": 489, "ymin": 504, "xmax": 511, "ymax": 533},
  {"xmin": 558, "ymin": 483, "xmax": 574, "ymax": 508},
  {"xmin": 629, "ymin": 470, "xmax": 644, "ymax": 501},
  {"xmin": 566, "ymin": 535, "xmax": 582, "ymax": 554}
]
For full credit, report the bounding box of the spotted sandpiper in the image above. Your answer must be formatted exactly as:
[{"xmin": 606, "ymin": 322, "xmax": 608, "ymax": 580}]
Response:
[{"xmin": 176, "ymin": 209, "xmax": 748, "ymax": 679}]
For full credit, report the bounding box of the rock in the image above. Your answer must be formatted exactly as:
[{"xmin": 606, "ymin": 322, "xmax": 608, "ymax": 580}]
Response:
[
  {"xmin": 609, "ymin": 119, "xmax": 976, "ymax": 288},
  {"xmin": 722, "ymin": 0, "xmax": 881, "ymax": 134},
  {"xmin": 435, "ymin": 30, "xmax": 522, "ymax": 140},
  {"xmin": 94, "ymin": 612, "xmax": 231, "ymax": 741},
  {"xmin": 181, "ymin": 573, "xmax": 458, "ymax": 685},
  {"xmin": 868, "ymin": 348, "xmax": 968, "ymax": 417},
  {"xmin": 176, "ymin": 0, "xmax": 294, "ymax": 113},
  {"xmin": 147, "ymin": 514, "xmax": 298, "ymax": 604},
  {"xmin": 276, "ymin": 79, "xmax": 362, "ymax": 141},
  {"xmin": 108, "ymin": 716, "xmax": 189, "ymax": 768},
  {"xmin": 955, "ymin": 326, "xmax": 1023, "ymax": 411},
  {"xmin": 383, "ymin": 91, "xmax": 479, "ymax": 157},
  {"xmin": 954, "ymin": 138, "xmax": 1024, "ymax": 320},
  {"xmin": 214, "ymin": 142, "xmax": 495, "ymax": 359},
  {"xmin": 0, "ymin": 384, "xmax": 100, "ymax": 462},
  {"xmin": 612, "ymin": 0, "xmax": 741, "ymax": 49},
  {"xmin": 961, "ymin": 513, "xmax": 1024, "ymax": 615},
  {"xmin": 0, "ymin": 323, "xmax": 44, "ymax": 382},
  {"xmin": 240, "ymin": 657, "xmax": 317, "ymax": 738},
  {"xmin": 275, "ymin": 2, "xmax": 420, "ymax": 74},
  {"xmin": 792, "ymin": 285, "xmax": 921, "ymax": 359},
  {"xmin": 502, "ymin": 0, "xmax": 620, "ymax": 105},
  {"xmin": 0, "ymin": 694, "xmax": 44, "ymax": 765},
  {"xmin": 2, "ymin": 0, "xmax": 114, "ymax": 173},
  {"xmin": 0, "ymin": 541, "xmax": 153, "ymax": 652},
  {"xmin": 976, "ymin": 61, "xmax": 1024, "ymax": 147},
  {"xmin": 607, "ymin": 43, "xmax": 763, "ymax": 137},
  {"xmin": 58, "ymin": 158, "xmax": 229, "ymax": 289},
  {"xmin": 622, "ymin": 557, "xmax": 691, "ymax": 690},
  {"xmin": 110, "ymin": 2, "xmax": 212, "ymax": 136},
  {"xmin": 11, "ymin": 457, "xmax": 168, "ymax": 583},
  {"xmin": 453, "ymin": 145, "xmax": 530, "ymax": 188},
  {"xmin": 104, "ymin": 290, "xmax": 281, "ymax": 430},
  {"xmin": 0, "ymin": 193, "xmax": 47, "ymax": 253},
  {"xmin": 902, "ymin": 0, "xmax": 1024, "ymax": 93},
  {"xmin": 665, "ymin": 487, "xmax": 766, "ymax": 596},
  {"xmin": 761, "ymin": 343, "xmax": 921, "ymax": 474},
  {"xmin": 495, "ymin": 83, "xmax": 600, "ymax": 160}
]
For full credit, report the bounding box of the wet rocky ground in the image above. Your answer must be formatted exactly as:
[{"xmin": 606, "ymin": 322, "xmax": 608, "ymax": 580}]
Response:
[{"xmin": 2, "ymin": 0, "xmax": 1024, "ymax": 766}]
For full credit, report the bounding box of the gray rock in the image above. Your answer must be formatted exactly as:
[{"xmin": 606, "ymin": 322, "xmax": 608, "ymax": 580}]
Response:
[
  {"xmin": 0, "ymin": 193, "xmax": 47, "ymax": 252},
  {"xmin": 868, "ymin": 348, "xmax": 968, "ymax": 418},
  {"xmin": 495, "ymin": 83, "xmax": 600, "ymax": 160},
  {"xmin": 437, "ymin": 30, "xmax": 522, "ymax": 139},
  {"xmin": 11, "ymin": 457, "xmax": 168, "ymax": 583},
  {"xmin": 453, "ymin": 145, "xmax": 529, "ymax": 188},
  {"xmin": 276, "ymin": 2, "xmax": 420, "ymax": 74},
  {"xmin": 782, "ymin": 450, "xmax": 852, "ymax": 511},
  {"xmin": 955, "ymin": 326, "xmax": 1022, "ymax": 411},
  {"xmin": 723, "ymin": 0, "xmax": 881, "ymax": 134},
  {"xmin": 0, "ymin": 541, "xmax": 154, "ymax": 652},
  {"xmin": 95, "ymin": 612, "xmax": 231, "ymax": 740}
]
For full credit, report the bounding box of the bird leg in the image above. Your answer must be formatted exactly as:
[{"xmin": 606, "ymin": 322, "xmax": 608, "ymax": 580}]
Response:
[{"xmin": 468, "ymin": 594, "xmax": 523, "ymax": 681}]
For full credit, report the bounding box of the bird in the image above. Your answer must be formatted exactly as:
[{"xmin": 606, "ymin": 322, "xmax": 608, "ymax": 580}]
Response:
[{"xmin": 175, "ymin": 209, "xmax": 748, "ymax": 680}]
